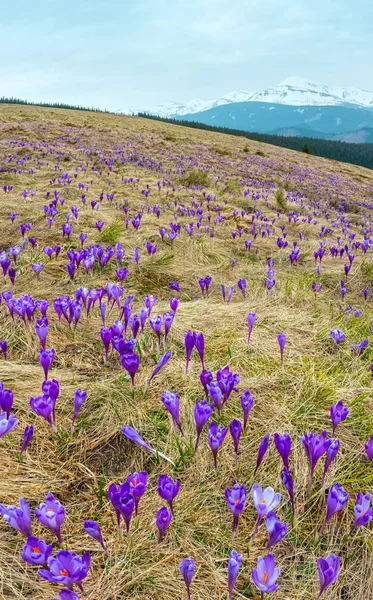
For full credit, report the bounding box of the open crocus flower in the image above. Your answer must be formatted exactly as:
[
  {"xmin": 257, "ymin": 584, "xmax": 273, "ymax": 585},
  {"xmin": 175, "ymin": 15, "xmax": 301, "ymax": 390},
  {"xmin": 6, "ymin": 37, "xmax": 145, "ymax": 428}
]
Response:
[
  {"xmin": 38, "ymin": 550, "xmax": 90, "ymax": 592},
  {"xmin": 0, "ymin": 497, "xmax": 32, "ymax": 536},
  {"xmin": 35, "ymin": 492, "xmax": 65, "ymax": 543},
  {"xmin": 0, "ymin": 412, "xmax": 18, "ymax": 439},
  {"xmin": 252, "ymin": 554, "xmax": 280, "ymax": 597},
  {"xmin": 251, "ymin": 485, "xmax": 281, "ymax": 540},
  {"xmin": 22, "ymin": 536, "xmax": 53, "ymax": 565}
]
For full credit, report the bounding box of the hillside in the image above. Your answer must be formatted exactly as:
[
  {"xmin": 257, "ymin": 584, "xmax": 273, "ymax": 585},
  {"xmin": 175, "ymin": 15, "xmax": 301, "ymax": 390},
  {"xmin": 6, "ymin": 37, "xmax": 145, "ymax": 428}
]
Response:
[{"xmin": 1, "ymin": 104, "xmax": 373, "ymax": 600}]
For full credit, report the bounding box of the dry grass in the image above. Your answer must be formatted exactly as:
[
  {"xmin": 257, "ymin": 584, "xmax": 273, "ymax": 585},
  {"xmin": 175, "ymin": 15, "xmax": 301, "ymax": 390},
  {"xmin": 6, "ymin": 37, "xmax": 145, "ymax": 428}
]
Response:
[{"xmin": 0, "ymin": 104, "xmax": 373, "ymax": 599}]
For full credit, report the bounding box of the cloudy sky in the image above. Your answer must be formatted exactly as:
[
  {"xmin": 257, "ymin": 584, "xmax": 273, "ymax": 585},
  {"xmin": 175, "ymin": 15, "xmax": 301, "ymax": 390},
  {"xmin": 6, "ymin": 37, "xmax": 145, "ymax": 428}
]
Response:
[{"xmin": 1, "ymin": 0, "xmax": 372, "ymax": 111}]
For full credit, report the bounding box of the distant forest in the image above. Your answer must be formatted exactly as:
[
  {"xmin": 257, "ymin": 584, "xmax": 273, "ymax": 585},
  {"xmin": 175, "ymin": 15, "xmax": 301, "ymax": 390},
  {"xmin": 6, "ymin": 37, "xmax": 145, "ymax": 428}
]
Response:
[
  {"xmin": 0, "ymin": 96, "xmax": 108, "ymax": 113},
  {"xmin": 137, "ymin": 113, "xmax": 373, "ymax": 171}
]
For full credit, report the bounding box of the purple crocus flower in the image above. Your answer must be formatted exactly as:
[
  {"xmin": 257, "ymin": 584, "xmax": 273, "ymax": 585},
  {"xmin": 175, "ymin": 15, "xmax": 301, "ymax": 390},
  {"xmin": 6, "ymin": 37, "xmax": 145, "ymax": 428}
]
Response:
[
  {"xmin": 251, "ymin": 485, "xmax": 281, "ymax": 540},
  {"xmin": 321, "ymin": 439, "xmax": 340, "ymax": 485},
  {"xmin": 199, "ymin": 369, "xmax": 213, "ymax": 398},
  {"xmin": 35, "ymin": 492, "xmax": 65, "ymax": 543},
  {"xmin": 353, "ymin": 492, "xmax": 373, "ymax": 530},
  {"xmin": 330, "ymin": 329, "xmax": 346, "ymax": 346},
  {"xmin": 53, "ymin": 591, "xmax": 80, "ymax": 600},
  {"xmin": 72, "ymin": 388, "xmax": 87, "ymax": 429},
  {"xmin": 179, "ymin": 558, "xmax": 195, "ymax": 600},
  {"xmin": 330, "ymin": 401, "xmax": 348, "ymax": 436},
  {"xmin": 163, "ymin": 311, "xmax": 174, "ymax": 341},
  {"xmin": 0, "ymin": 340, "xmax": 7, "ymax": 360},
  {"xmin": 241, "ymin": 389, "xmax": 254, "ymax": 430},
  {"xmin": 185, "ymin": 330, "xmax": 195, "ymax": 374},
  {"xmin": 194, "ymin": 399, "xmax": 213, "ymax": 452},
  {"xmin": 317, "ymin": 554, "xmax": 340, "ymax": 599},
  {"xmin": 0, "ymin": 412, "xmax": 18, "ymax": 438},
  {"xmin": 169, "ymin": 280, "xmax": 180, "ymax": 292},
  {"xmin": 170, "ymin": 297, "xmax": 179, "ymax": 313},
  {"xmin": 32, "ymin": 263, "xmax": 44, "ymax": 280},
  {"xmin": 121, "ymin": 425, "xmax": 154, "ymax": 453},
  {"xmin": 247, "ymin": 312, "xmax": 256, "ymax": 346},
  {"xmin": 158, "ymin": 474, "xmax": 180, "ymax": 516},
  {"xmin": 127, "ymin": 472, "xmax": 148, "ymax": 515},
  {"xmin": 36, "ymin": 318, "xmax": 48, "ymax": 349},
  {"xmin": 281, "ymin": 469, "xmax": 295, "ymax": 514},
  {"xmin": 265, "ymin": 512, "xmax": 288, "ymax": 549},
  {"xmin": 254, "ymin": 434, "xmax": 270, "ymax": 475},
  {"xmin": 20, "ymin": 425, "xmax": 34, "ymax": 455},
  {"xmin": 39, "ymin": 348, "xmax": 55, "ymax": 380},
  {"xmin": 230, "ymin": 419, "xmax": 242, "ymax": 466},
  {"xmin": 0, "ymin": 498, "xmax": 32, "ymax": 536},
  {"xmin": 147, "ymin": 351, "xmax": 171, "ymax": 384},
  {"xmin": 120, "ymin": 351, "xmax": 140, "ymax": 387},
  {"xmin": 349, "ymin": 338, "xmax": 369, "ymax": 356},
  {"xmin": 238, "ymin": 279, "xmax": 247, "ymax": 298},
  {"xmin": 228, "ymin": 549, "xmax": 242, "ymax": 600},
  {"xmin": 155, "ymin": 505, "xmax": 172, "ymax": 544},
  {"xmin": 225, "ymin": 482, "xmax": 246, "ymax": 533},
  {"xmin": 300, "ymin": 431, "xmax": 331, "ymax": 492},
  {"xmin": 274, "ymin": 433, "xmax": 291, "ymax": 470},
  {"xmin": 112, "ymin": 482, "xmax": 135, "ymax": 537},
  {"xmin": 0, "ymin": 386, "xmax": 14, "ymax": 418},
  {"xmin": 100, "ymin": 327, "xmax": 112, "ymax": 362},
  {"xmin": 208, "ymin": 421, "xmax": 228, "ymax": 468},
  {"xmin": 365, "ymin": 436, "xmax": 373, "ymax": 460},
  {"xmin": 194, "ymin": 333, "xmax": 205, "ymax": 369},
  {"xmin": 150, "ymin": 315, "xmax": 163, "ymax": 347},
  {"xmin": 84, "ymin": 520, "xmax": 108, "ymax": 553},
  {"xmin": 277, "ymin": 333, "xmax": 286, "ymax": 365},
  {"xmin": 22, "ymin": 536, "xmax": 53, "ymax": 566},
  {"xmin": 161, "ymin": 391, "xmax": 183, "ymax": 435},
  {"xmin": 30, "ymin": 395, "xmax": 56, "ymax": 431},
  {"xmin": 252, "ymin": 554, "xmax": 280, "ymax": 597},
  {"xmin": 207, "ymin": 381, "xmax": 223, "ymax": 415},
  {"xmin": 38, "ymin": 550, "xmax": 90, "ymax": 592},
  {"xmin": 319, "ymin": 482, "xmax": 349, "ymax": 535}
]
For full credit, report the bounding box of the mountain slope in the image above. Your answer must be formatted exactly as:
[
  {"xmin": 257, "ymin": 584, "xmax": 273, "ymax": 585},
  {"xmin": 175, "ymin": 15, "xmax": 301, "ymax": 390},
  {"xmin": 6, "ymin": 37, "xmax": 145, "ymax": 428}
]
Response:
[{"xmin": 134, "ymin": 77, "xmax": 373, "ymax": 118}]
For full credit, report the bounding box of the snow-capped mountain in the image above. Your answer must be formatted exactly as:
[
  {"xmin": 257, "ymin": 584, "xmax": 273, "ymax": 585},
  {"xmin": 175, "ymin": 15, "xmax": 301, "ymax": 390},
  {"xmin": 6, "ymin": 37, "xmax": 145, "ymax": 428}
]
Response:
[
  {"xmin": 132, "ymin": 77, "xmax": 373, "ymax": 117},
  {"xmin": 131, "ymin": 90, "xmax": 253, "ymax": 117},
  {"xmin": 248, "ymin": 77, "xmax": 373, "ymax": 108}
]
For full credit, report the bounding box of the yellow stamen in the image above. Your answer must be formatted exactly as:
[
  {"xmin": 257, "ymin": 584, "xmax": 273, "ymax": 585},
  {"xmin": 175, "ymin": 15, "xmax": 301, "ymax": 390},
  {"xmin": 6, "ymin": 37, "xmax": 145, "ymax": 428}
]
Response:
[
  {"xmin": 263, "ymin": 571, "xmax": 268, "ymax": 583},
  {"xmin": 60, "ymin": 569, "xmax": 69, "ymax": 576}
]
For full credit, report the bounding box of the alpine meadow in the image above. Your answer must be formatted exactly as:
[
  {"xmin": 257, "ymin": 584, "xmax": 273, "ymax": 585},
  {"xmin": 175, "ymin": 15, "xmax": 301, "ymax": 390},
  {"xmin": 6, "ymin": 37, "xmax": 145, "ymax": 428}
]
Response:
[{"xmin": 1, "ymin": 102, "xmax": 373, "ymax": 600}]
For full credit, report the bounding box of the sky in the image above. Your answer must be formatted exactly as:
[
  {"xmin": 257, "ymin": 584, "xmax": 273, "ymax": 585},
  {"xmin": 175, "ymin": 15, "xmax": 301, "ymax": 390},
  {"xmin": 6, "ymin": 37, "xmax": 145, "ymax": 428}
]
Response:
[{"xmin": 1, "ymin": 0, "xmax": 372, "ymax": 111}]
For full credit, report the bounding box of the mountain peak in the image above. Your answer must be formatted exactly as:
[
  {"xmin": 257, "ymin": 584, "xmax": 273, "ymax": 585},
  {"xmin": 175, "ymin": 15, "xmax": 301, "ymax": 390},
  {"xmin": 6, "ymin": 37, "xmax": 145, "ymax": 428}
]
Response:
[{"xmin": 279, "ymin": 77, "xmax": 324, "ymax": 89}]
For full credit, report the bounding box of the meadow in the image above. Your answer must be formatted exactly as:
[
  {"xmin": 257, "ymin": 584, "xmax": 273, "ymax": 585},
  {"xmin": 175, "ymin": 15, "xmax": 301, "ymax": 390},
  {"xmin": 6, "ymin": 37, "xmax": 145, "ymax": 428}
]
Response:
[{"xmin": 0, "ymin": 103, "xmax": 373, "ymax": 600}]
